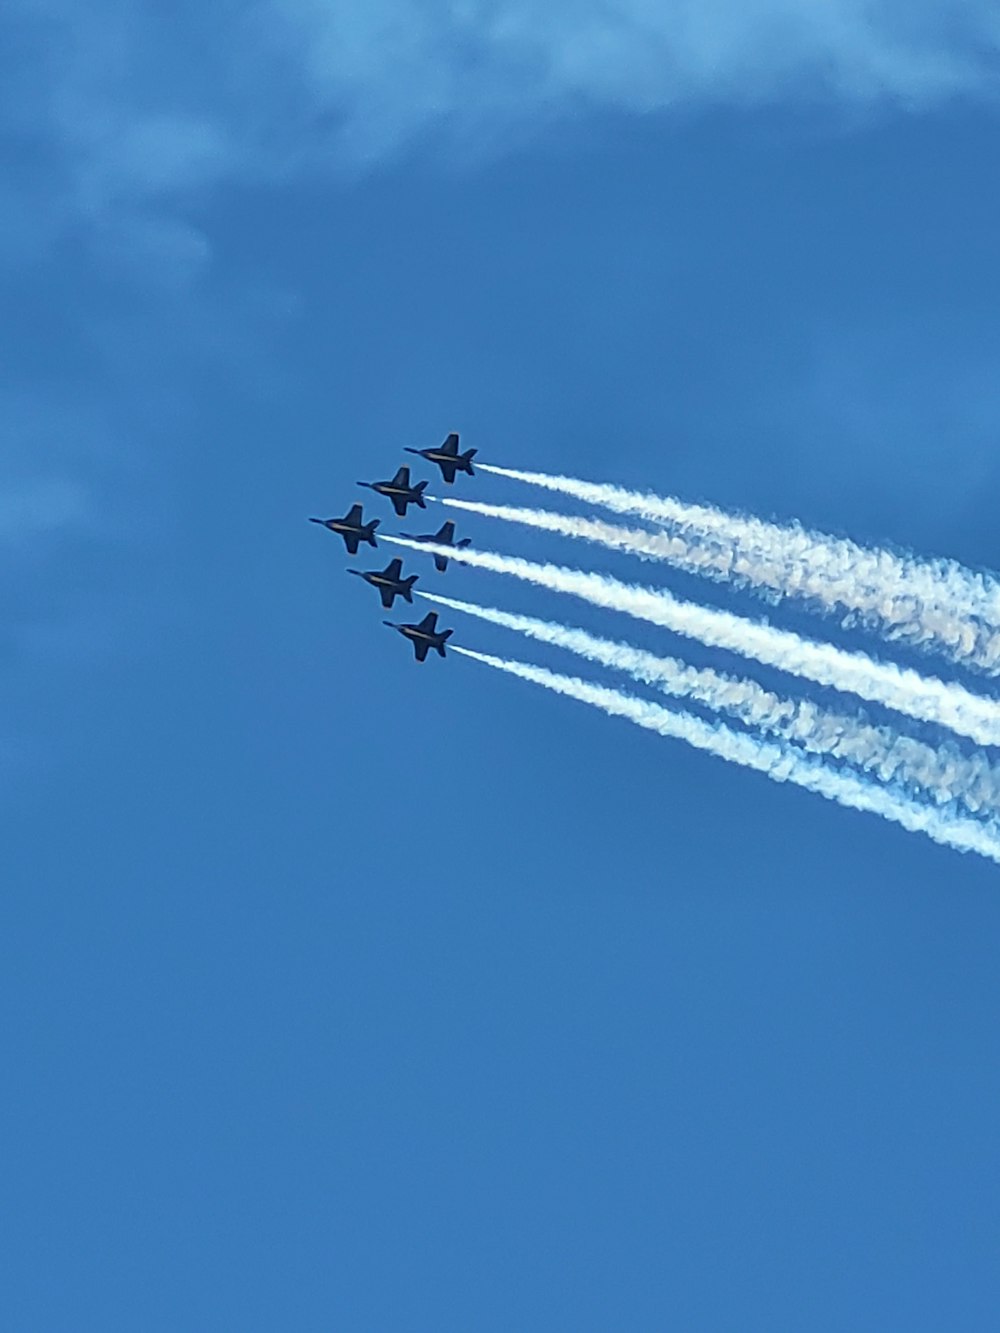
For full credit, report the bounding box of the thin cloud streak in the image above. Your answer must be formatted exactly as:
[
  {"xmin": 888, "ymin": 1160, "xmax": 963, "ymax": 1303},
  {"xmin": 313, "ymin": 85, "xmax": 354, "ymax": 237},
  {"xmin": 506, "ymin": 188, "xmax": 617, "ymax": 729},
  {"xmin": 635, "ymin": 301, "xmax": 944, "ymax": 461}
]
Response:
[
  {"xmin": 452, "ymin": 646, "xmax": 1000, "ymax": 864},
  {"xmin": 386, "ymin": 536, "xmax": 1000, "ymax": 747}
]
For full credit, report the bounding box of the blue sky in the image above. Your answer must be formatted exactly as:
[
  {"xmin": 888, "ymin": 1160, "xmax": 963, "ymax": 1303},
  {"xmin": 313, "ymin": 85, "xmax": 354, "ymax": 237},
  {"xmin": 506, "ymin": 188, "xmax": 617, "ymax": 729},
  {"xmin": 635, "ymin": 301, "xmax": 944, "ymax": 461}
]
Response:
[{"xmin": 4, "ymin": 3, "xmax": 1000, "ymax": 1328}]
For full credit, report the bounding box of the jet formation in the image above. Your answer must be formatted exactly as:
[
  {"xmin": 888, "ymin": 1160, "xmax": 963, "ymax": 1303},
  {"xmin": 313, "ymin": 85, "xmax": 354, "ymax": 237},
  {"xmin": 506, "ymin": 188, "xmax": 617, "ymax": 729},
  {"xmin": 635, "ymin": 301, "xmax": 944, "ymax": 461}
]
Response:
[{"xmin": 311, "ymin": 432, "xmax": 477, "ymax": 661}]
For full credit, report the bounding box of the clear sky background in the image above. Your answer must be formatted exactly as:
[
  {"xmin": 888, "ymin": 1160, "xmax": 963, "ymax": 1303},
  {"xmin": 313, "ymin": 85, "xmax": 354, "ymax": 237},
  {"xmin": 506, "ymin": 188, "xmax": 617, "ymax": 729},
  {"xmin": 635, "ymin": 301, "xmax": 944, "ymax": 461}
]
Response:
[{"xmin": 3, "ymin": 4, "xmax": 1000, "ymax": 1329}]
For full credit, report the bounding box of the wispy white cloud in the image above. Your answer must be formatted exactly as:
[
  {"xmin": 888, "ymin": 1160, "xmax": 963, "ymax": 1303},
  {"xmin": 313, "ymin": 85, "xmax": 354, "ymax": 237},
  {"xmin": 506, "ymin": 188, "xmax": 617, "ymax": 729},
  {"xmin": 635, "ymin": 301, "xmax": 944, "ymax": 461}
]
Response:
[
  {"xmin": 0, "ymin": 394, "xmax": 105, "ymax": 543},
  {"xmin": 0, "ymin": 404, "xmax": 96, "ymax": 762},
  {"xmin": 0, "ymin": 478, "xmax": 89, "ymax": 545},
  {"xmin": 268, "ymin": 0, "xmax": 1000, "ymax": 160},
  {"xmin": 5, "ymin": 0, "xmax": 999, "ymax": 238}
]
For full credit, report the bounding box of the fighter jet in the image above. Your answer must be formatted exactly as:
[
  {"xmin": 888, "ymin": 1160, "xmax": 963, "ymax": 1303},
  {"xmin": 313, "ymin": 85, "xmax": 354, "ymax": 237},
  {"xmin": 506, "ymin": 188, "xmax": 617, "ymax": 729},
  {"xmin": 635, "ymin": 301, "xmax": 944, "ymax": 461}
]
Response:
[
  {"xmin": 348, "ymin": 557, "xmax": 418, "ymax": 610},
  {"xmin": 358, "ymin": 466, "xmax": 427, "ymax": 518},
  {"xmin": 404, "ymin": 432, "xmax": 477, "ymax": 484},
  {"xmin": 399, "ymin": 519, "xmax": 472, "ymax": 572},
  {"xmin": 309, "ymin": 504, "xmax": 379, "ymax": 555},
  {"xmin": 383, "ymin": 610, "xmax": 452, "ymax": 662}
]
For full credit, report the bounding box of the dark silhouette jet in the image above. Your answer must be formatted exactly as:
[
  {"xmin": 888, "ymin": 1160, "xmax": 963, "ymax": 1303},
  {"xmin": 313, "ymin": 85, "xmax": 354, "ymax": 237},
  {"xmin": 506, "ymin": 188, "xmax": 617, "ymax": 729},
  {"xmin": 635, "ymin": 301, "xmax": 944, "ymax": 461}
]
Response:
[
  {"xmin": 399, "ymin": 519, "xmax": 472, "ymax": 572},
  {"xmin": 358, "ymin": 465, "xmax": 427, "ymax": 518},
  {"xmin": 348, "ymin": 557, "xmax": 418, "ymax": 610},
  {"xmin": 384, "ymin": 610, "xmax": 452, "ymax": 662},
  {"xmin": 405, "ymin": 432, "xmax": 477, "ymax": 484},
  {"xmin": 309, "ymin": 503, "xmax": 379, "ymax": 554}
]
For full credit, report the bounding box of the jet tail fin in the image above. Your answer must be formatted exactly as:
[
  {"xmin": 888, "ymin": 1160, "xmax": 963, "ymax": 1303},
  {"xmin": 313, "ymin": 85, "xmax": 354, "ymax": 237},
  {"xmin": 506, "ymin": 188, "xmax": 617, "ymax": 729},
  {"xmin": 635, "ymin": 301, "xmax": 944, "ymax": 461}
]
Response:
[
  {"xmin": 437, "ymin": 628, "xmax": 453, "ymax": 657},
  {"xmin": 364, "ymin": 519, "xmax": 380, "ymax": 546},
  {"xmin": 456, "ymin": 538, "xmax": 472, "ymax": 550},
  {"xmin": 403, "ymin": 576, "xmax": 418, "ymax": 602}
]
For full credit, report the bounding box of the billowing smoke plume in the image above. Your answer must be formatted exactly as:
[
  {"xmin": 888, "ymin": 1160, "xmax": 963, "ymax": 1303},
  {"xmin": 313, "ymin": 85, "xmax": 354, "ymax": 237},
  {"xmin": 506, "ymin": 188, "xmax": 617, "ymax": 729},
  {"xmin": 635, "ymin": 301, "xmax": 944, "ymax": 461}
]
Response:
[
  {"xmin": 386, "ymin": 536, "xmax": 1000, "ymax": 747},
  {"xmin": 476, "ymin": 463, "xmax": 1000, "ymax": 673},
  {"xmin": 422, "ymin": 591, "xmax": 1000, "ymax": 820},
  {"xmin": 451, "ymin": 647, "xmax": 1000, "ymax": 864}
]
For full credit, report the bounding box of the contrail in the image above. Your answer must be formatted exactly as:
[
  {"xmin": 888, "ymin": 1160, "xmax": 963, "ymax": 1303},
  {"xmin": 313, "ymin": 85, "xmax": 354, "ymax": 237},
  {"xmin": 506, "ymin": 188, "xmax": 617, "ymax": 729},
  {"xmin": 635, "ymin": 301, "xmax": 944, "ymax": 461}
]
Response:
[
  {"xmin": 434, "ymin": 494, "xmax": 744, "ymax": 568},
  {"xmin": 476, "ymin": 463, "xmax": 1000, "ymax": 673},
  {"xmin": 451, "ymin": 647, "xmax": 1000, "ymax": 864},
  {"xmin": 421, "ymin": 591, "xmax": 1000, "ymax": 820},
  {"xmin": 385, "ymin": 536, "xmax": 1000, "ymax": 747}
]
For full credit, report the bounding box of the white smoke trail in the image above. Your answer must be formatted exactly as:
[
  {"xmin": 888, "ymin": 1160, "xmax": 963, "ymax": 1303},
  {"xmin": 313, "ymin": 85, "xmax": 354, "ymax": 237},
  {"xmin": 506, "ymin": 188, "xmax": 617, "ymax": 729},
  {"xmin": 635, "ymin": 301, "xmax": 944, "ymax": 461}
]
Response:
[
  {"xmin": 435, "ymin": 494, "xmax": 739, "ymax": 568},
  {"xmin": 385, "ymin": 536, "xmax": 1000, "ymax": 747},
  {"xmin": 451, "ymin": 647, "xmax": 1000, "ymax": 864},
  {"xmin": 421, "ymin": 591, "xmax": 1000, "ymax": 819},
  {"xmin": 476, "ymin": 463, "xmax": 1000, "ymax": 673}
]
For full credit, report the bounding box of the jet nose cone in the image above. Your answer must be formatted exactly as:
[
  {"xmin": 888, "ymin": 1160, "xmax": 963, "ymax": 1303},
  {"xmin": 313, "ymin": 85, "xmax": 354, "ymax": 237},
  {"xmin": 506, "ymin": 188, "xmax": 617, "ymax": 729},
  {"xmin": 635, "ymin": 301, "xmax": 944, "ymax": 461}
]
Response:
[{"xmin": 308, "ymin": 517, "xmax": 326, "ymax": 525}]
